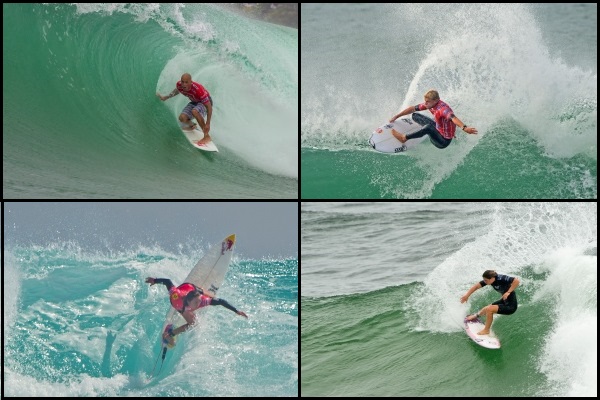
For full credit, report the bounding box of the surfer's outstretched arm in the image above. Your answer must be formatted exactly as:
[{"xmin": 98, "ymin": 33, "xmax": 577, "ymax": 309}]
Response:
[
  {"xmin": 460, "ymin": 282, "xmax": 483, "ymax": 303},
  {"xmin": 389, "ymin": 105, "xmax": 417, "ymax": 123},
  {"xmin": 156, "ymin": 88, "xmax": 179, "ymax": 102},
  {"xmin": 449, "ymin": 114, "xmax": 478, "ymax": 135},
  {"xmin": 145, "ymin": 277, "xmax": 175, "ymax": 291},
  {"xmin": 211, "ymin": 298, "xmax": 249, "ymax": 319}
]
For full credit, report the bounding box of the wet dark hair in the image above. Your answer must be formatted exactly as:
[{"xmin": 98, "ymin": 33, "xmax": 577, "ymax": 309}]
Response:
[
  {"xmin": 482, "ymin": 270, "xmax": 498, "ymax": 279},
  {"xmin": 184, "ymin": 289, "xmax": 202, "ymax": 306}
]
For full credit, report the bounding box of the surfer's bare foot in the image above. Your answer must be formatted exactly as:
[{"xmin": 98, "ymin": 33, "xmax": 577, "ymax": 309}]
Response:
[
  {"xmin": 466, "ymin": 314, "xmax": 478, "ymax": 321},
  {"xmin": 477, "ymin": 329, "xmax": 490, "ymax": 335},
  {"xmin": 198, "ymin": 134, "xmax": 212, "ymax": 144},
  {"xmin": 183, "ymin": 123, "xmax": 197, "ymax": 131},
  {"xmin": 391, "ymin": 128, "xmax": 407, "ymax": 143},
  {"xmin": 162, "ymin": 332, "xmax": 175, "ymax": 346}
]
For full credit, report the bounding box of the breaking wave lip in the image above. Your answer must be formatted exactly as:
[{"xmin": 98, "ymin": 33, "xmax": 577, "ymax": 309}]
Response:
[
  {"xmin": 4, "ymin": 3, "xmax": 298, "ymax": 198},
  {"xmin": 75, "ymin": 3, "xmax": 299, "ymax": 179}
]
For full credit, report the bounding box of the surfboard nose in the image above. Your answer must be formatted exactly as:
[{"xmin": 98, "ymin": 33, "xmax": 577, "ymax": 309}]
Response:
[{"xmin": 226, "ymin": 234, "xmax": 236, "ymax": 244}]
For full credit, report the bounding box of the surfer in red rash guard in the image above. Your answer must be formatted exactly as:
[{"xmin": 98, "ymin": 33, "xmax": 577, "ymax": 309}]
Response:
[
  {"xmin": 146, "ymin": 277, "xmax": 248, "ymax": 346},
  {"xmin": 156, "ymin": 72, "xmax": 214, "ymax": 144}
]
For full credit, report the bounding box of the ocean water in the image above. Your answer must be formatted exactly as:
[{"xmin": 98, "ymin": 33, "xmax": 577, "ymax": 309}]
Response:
[
  {"xmin": 3, "ymin": 204, "xmax": 298, "ymax": 396},
  {"xmin": 3, "ymin": 3, "xmax": 298, "ymax": 198},
  {"xmin": 301, "ymin": 4, "xmax": 597, "ymax": 199},
  {"xmin": 301, "ymin": 202, "xmax": 597, "ymax": 396}
]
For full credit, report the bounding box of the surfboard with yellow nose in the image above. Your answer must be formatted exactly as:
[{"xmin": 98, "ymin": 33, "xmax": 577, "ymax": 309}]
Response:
[
  {"xmin": 181, "ymin": 124, "xmax": 219, "ymax": 152},
  {"xmin": 150, "ymin": 235, "xmax": 236, "ymax": 378},
  {"xmin": 160, "ymin": 234, "xmax": 235, "ymax": 338}
]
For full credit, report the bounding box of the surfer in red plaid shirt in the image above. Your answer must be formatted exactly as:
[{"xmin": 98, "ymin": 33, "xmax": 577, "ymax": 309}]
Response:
[{"xmin": 389, "ymin": 89, "xmax": 478, "ymax": 149}]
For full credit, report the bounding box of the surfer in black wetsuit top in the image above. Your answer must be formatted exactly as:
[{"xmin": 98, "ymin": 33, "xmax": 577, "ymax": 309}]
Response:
[{"xmin": 460, "ymin": 270, "xmax": 520, "ymax": 335}]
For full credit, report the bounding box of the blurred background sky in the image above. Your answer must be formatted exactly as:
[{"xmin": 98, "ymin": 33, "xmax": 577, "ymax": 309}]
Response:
[{"xmin": 4, "ymin": 202, "xmax": 297, "ymax": 259}]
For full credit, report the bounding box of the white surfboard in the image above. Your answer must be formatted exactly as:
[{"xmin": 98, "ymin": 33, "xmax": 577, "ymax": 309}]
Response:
[
  {"xmin": 368, "ymin": 113, "xmax": 435, "ymax": 153},
  {"xmin": 464, "ymin": 316, "xmax": 501, "ymax": 349},
  {"xmin": 181, "ymin": 125, "xmax": 219, "ymax": 152}
]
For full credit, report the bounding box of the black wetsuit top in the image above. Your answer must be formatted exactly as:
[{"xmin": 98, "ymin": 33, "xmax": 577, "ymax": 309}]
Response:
[{"xmin": 479, "ymin": 274, "xmax": 518, "ymax": 315}]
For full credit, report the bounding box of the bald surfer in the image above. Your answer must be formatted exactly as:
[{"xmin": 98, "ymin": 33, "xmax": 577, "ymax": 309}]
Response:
[
  {"xmin": 146, "ymin": 277, "xmax": 248, "ymax": 346},
  {"xmin": 156, "ymin": 73, "xmax": 214, "ymax": 144}
]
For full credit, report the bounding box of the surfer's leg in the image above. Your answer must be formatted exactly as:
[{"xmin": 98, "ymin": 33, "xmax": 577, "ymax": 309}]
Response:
[
  {"xmin": 191, "ymin": 105, "xmax": 210, "ymax": 143},
  {"xmin": 191, "ymin": 109, "xmax": 207, "ymax": 131},
  {"xmin": 424, "ymin": 126, "xmax": 452, "ymax": 149},
  {"xmin": 391, "ymin": 129, "xmax": 407, "ymax": 143},
  {"xmin": 465, "ymin": 313, "xmax": 479, "ymax": 321},
  {"xmin": 478, "ymin": 305, "xmax": 499, "ymax": 335},
  {"xmin": 179, "ymin": 113, "xmax": 195, "ymax": 130},
  {"xmin": 393, "ymin": 127, "xmax": 430, "ymax": 143},
  {"xmin": 179, "ymin": 103, "xmax": 197, "ymax": 130}
]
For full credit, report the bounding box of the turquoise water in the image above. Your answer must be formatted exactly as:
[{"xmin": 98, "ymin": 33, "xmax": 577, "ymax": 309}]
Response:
[
  {"xmin": 3, "ymin": 3, "xmax": 298, "ymax": 198},
  {"xmin": 301, "ymin": 4, "xmax": 597, "ymax": 199},
  {"xmin": 4, "ymin": 245, "xmax": 298, "ymax": 396},
  {"xmin": 301, "ymin": 202, "xmax": 597, "ymax": 396}
]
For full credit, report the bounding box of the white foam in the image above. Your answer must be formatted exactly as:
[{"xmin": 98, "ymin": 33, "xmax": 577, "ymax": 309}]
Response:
[
  {"xmin": 534, "ymin": 248, "xmax": 597, "ymax": 397},
  {"xmin": 411, "ymin": 203, "xmax": 596, "ymax": 395},
  {"xmin": 412, "ymin": 203, "xmax": 596, "ymax": 331},
  {"xmin": 3, "ymin": 250, "xmax": 21, "ymax": 334}
]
